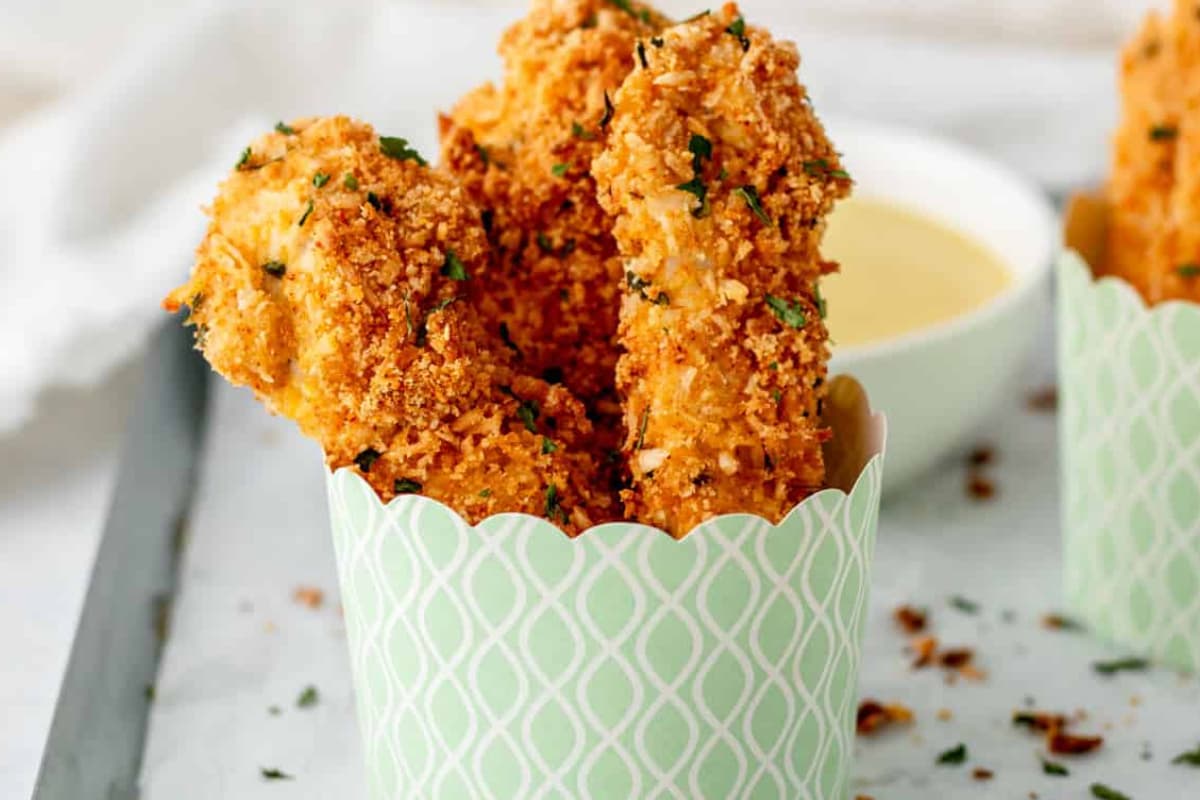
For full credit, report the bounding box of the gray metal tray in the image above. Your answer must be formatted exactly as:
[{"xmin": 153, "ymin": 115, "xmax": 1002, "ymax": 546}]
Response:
[{"xmin": 32, "ymin": 323, "xmax": 209, "ymax": 800}]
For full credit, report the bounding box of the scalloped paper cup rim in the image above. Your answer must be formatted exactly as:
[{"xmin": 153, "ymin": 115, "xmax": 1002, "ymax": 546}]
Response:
[
  {"xmin": 1058, "ymin": 194, "xmax": 1200, "ymax": 672},
  {"xmin": 326, "ymin": 377, "xmax": 887, "ymax": 799}
]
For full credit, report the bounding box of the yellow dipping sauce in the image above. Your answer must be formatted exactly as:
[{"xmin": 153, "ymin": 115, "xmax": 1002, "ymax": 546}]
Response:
[{"xmin": 820, "ymin": 197, "xmax": 1013, "ymax": 348}]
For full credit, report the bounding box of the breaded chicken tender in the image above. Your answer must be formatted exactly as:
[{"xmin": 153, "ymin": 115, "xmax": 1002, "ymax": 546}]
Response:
[
  {"xmin": 439, "ymin": 0, "xmax": 665, "ymax": 423},
  {"xmin": 1105, "ymin": 0, "xmax": 1200, "ymax": 304},
  {"xmin": 165, "ymin": 116, "xmax": 613, "ymax": 533},
  {"xmin": 593, "ymin": 5, "xmax": 851, "ymax": 536}
]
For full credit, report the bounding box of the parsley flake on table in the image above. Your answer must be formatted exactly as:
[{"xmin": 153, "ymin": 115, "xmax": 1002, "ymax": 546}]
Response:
[
  {"xmin": 441, "ymin": 250, "xmax": 469, "ymax": 281},
  {"xmin": 936, "ymin": 743, "xmax": 967, "ymax": 765},
  {"xmin": 354, "ymin": 448, "xmax": 381, "ymax": 473},
  {"xmin": 1172, "ymin": 745, "xmax": 1200, "ymax": 766},
  {"xmin": 1041, "ymin": 757, "xmax": 1069, "ymax": 776},
  {"xmin": 297, "ymin": 685, "xmax": 319, "ymax": 708},
  {"xmin": 1093, "ymin": 656, "xmax": 1149, "ymax": 675},
  {"xmin": 260, "ymin": 767, "xmax": 293, "ymax": 781},
  {"xmin": 1090, "ymin": 783, "xmax": 1131, "ymax": 800},
  {"xmin": 393, "ymin": 478, "xmax": 422, "ymax": 494},
  {"xmin": 765, "ymin": 295, "xmax": 806, "ymax": 329},
  {"xmin": 735, "ymin": 184, "xmax": 771, "ymax": 225},
  {"xmin": 379, "ymin": 135, "xmax": 427, "ymax": 166},
  {"xmin": 949, "ymin": 594, "xmax": 980, "ymax": 614},
  {"xmin": 275, "ymin": 121, "xmax": 296, "ymax": 135},
  {"xmin": 312, "ymin": 172, "xmax": 330, "ymax": 188},
  {"xmin": 261, "ymin": 260, "xmax": 287, "ymax": 278}
]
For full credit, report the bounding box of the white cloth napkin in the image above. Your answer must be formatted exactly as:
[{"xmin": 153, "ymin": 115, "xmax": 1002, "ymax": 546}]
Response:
[{"xmin": 0, "ymin": 0, "xmax": 1115, "ymax": 434}]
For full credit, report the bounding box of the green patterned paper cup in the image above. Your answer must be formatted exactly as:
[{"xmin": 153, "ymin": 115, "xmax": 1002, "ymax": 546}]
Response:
[
  {"xmin": 327, "ymin": 377, "xmax": 886, "ymax": 799},
  {"xmin": 1058, "ymin": 250, "xmax": 1200, "ymax": 671}
]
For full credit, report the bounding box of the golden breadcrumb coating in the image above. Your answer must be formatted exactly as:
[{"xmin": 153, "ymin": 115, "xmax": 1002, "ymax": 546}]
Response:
[
  {"xmin": 165, "ymin": 116, "xmax": 613, "ymax": 533},
  {"xmin": 593, "ymin": 4, "xmax": 850, "ymax": 536},
  {"xmin": 439, "ymin": 0, "xmax": 664, "ymax": 419},
  {"xmin": 1105, "ymin": 0, "xmax": 1200, "ymax": 304}
]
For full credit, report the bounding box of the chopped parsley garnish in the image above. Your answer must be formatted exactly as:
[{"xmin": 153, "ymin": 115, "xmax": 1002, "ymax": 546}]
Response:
[
  {"xmin": 765, "ymin": 295, "xmax": 806, "ymax": 329},
  {"xmin": 639, "ymin": 8, "xmax": 651, "ymax": 22},
  {"xmin": 235, "ymin": 147, "xmax": 251, "ymax": 170},
  {"xmin": 1178, "ymin": 264, "xmax": 1200, "ymax": 277},
  {"xmin": 949, "ymin": 595, "xmax": 980, "ymax": 614},
  {"xmin": 297, "ymin": 200, "xmax": 314, "ymax": 227},
  {"xmin": 637, "ymin": 40, "xmax": 648, "ymax": 68},
  {"xmin": 600, "ymin": 91, "xmax": 614, "ymax": 128},
  {"xmin": 1090, "ymin": 784, "xmax": 1131, "ymax": 800},
  {"xmin": 475, "ymin": 144, "xmax": 490, "ymax": 165},
  {"xmin": 275, "ymin": 121, "xmax": 296, "ymax": 135},
  {"xmin": 552, "ymin": 162, "xmax": 570, "ymax": 177},
  {"xmin": 936, "ymin": 743, "xmax": 967, "ymax": 765},
  {"xmin": 571, "ymin": 121, "xmax": 597, "ymax": 141},
  {"xmin": 1172, "ymin": 745, "xmax": 1200, "ymax": 766},
  {"xmin": 652, "ymin": 292, "xmax": 670, "ymax": 306},
  {"xmin": 393, "ymin": 478, "xmax": 423, "ymax": 494},
  {"xmin": 626, "ymin": 270, "xmax": 651, "ymax": 296},
  {"xmin": 769, "ymin": 361, "xmax": 779, "ymax": 371},
  {"xmin": 815, "ymin": 284, "xmax": 827, "ymax": 319},
  {"xmin": 676, "ymin": 133, "xmax": 713, "ymax": 217},
  {"xmin": 536, "ymin": 232, "xmax": 555, "ymax": 254},
  {"xmin": 366, "ymin": 191, "xmax": 382, "ymax": 211},
  {"xmin": 683, "ymin": 9, "xmax": 710, "ymax": 22},
  {"xmin": 604, "ymin": 0, "xmax": 640, "ymax": 20},
  {"xmin": 1093, "ymin": 656, "xmax": 1149, "ymax": 675},
  {"xmin": 441, "ymin": 250, "xmax": 469, "ymax": 280},
  {"xmin": 541, "ymin": 437, "xmax": 558, "ymax": 454},
  {"xmin": 354, "ymin": 448, "xmax": 381, "ymax": 473},
  {"xmin": 268, "ymin": 705, "xmax": 281, "ymax": 716},
  {"xmin": 260, "ymin": 767, "xmax": 293, "ymax": 781},
  {"xmin": 735, "ymin": 184, "xmax": 771, "ymax": 225},
  {"xmin": 581, "ymin": 13, "xmax": 598, "ymax": 28},
  {"xmin": 379, "ymin": 136, "xmax": 427, "ymax": 166},
  {"xmin": 1041, "ymin": 758, "xmax": 1069, "ymax": 776},
  {"xmin": 635, "ymin": 407, "xmax": 650, "ymax": 450},
  {"xmin": 1150, "ymin": 124, "xmax": 1179, "ymax": 141},
  {"xmin": 517, "ymin": 399, "xmax": 539, "ymax": 433},
  {"xmin": 650, "ymin": 36, "xmax": 664, "ymax": 47},
  {"xmin": 297, "ymin": 685, "xmax": 319, "ymax": 708},
  {"xmin": 343, "ymin": 173, "xmax": 358, "ymax": 190},
  {"xmin": 430, "ymin": 297, "xmax": 457, "ymax": 313},
  {"xmin": 803, "ymin": 158, "xmax": 851, "ymax": 180},
  {"xmin": 478, "ymin": 489, "xmax": 492, "ymax": 498},
  {"xmin": 313, "ymin": 172, "xmax": 330, "ymax": 188},
  {"xmin": 771, "ymin": 389, "xmax": 782, "ymax": 404},
  {"xmin": 262, "ymin": 260, "xmax": 287, "ymax": 278},
  {"xmin": 498, "ymin": 322, "xmax": 521, "ymax": 356},
  {"xmin": 725, "ymin": 15, "xmax": 750, "ymax": 51},
  {"xmin": 544, "ymin": 483, "xmax": 568, "ymax": 523}
]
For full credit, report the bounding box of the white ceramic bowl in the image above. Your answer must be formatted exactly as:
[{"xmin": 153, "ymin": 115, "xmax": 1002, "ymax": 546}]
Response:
[{"xmin": 823, "ymin": 117, "xmax": 1058, "ymax": 493}]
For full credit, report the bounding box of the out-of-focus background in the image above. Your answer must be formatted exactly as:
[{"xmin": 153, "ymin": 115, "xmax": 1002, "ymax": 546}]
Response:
[{"xmin": 0, "ymin": 0, "xmax": 1164, "ymax": 797}]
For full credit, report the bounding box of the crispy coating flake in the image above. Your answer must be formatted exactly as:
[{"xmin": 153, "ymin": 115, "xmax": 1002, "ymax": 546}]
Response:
[
  {"xmin": 165, "ymin": 116, "xmax": 613, "ymax": 533},
  {"xmin": 593, "ymin": 4, "xmax": 850, "ymax": 536},
  {"xmin": 438, "ymin": 0, "xmax": 664, "ymax": 418},
  {"xmin": 1105, "ymin": 0, "xmax": 1200, "ymax": 304}
]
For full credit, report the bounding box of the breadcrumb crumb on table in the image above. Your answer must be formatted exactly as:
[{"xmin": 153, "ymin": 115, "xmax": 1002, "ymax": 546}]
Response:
[
  {"xmin": 165, "ymin": 116, "xmax": 613, "ymax": 534},
  {"xmin": 592, "ymin": 3, "xmax": 850, "ymax": 536}
]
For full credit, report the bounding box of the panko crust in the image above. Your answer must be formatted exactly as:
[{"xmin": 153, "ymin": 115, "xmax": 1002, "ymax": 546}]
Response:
[
  {"xmin": 592, "ymin": 4, "xmax": 850, "ymax": 536},
  {"xmin": 1105, "ymin": 0, "xmax": 1200, "ymax": 304},
  {"xmin": 166, "ymin": 116, "xmax": 613, "ymax": 533},
  {"xmin": 438, "ymin": 0, "xmax": 664, "ymax": 418}
]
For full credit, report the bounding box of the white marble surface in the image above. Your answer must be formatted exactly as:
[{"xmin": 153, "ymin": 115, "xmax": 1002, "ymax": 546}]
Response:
[{"xmin": 126, "ymin": 321, "xmax": 1200, "ymax": 799}]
